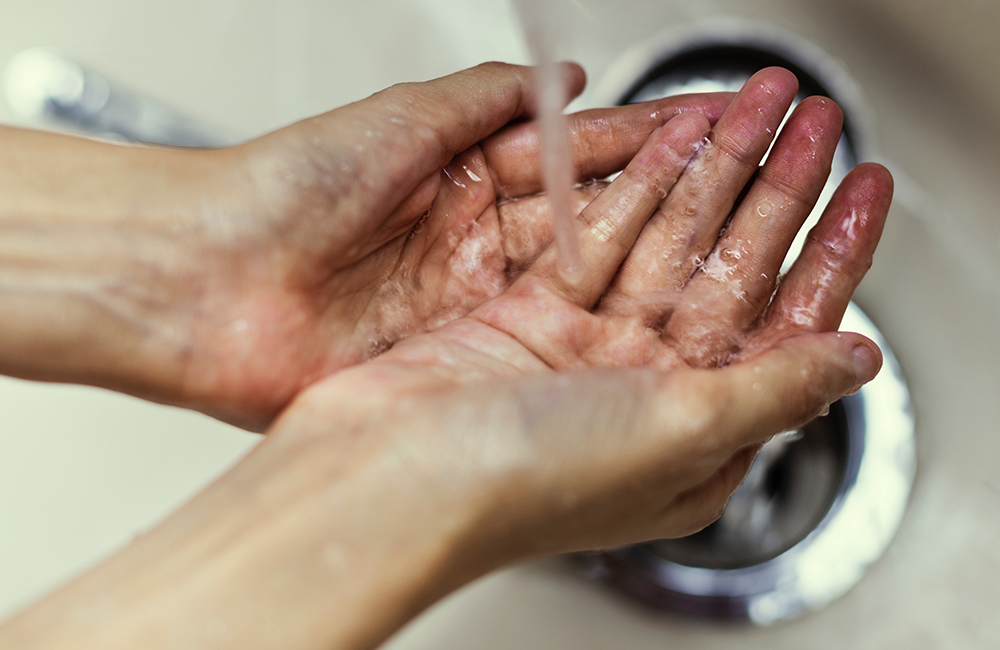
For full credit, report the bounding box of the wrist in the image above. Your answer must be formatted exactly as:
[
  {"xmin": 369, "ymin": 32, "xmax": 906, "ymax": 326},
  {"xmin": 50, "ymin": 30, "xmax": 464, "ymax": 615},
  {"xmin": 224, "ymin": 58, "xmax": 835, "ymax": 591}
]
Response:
[{"xmin": 0, "ymin": 128, "xmax": 242, "ymax": 404}]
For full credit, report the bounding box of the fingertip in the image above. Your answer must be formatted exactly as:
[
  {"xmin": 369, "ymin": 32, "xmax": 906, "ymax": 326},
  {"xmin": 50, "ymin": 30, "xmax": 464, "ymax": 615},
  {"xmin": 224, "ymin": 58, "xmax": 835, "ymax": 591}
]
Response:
[
  {"xmin": 650, "ymin": 92, "xmax": 736, "ymax": 126},
  {"xmin": 795, "ymin": 95, "xmax": 845, "ymax": 130},
  {"xmin": 838, "ymin": 331, "xmax": 882, "ymax": 393},
  {"xmin": 844, "ymin": 163, "xmax": 894, "ymax": 202},
  {"xmin": 635, "ymin": 111, "xmax": 712, "ymax": 179},
  {"xmin": 558, "ymin": 61, "xmax": 588, "ymax": 102},
  {"xmin": 674, "ymin": 109, "xmax": 713, "ymax": 133},
  {"xmin": 852, "ymin": 343, "xmax": 881, "ymax": 383},
  {"xmin": 662, "ymin": 111, "xmax": 712, "ymax": 150},
  {"xmin": 854, "ymin": 162, "xmax": 895, "ymax": 199},
  {"xmin": 749, "ymin": 66, "xmax": 800, "ymax": 100}
]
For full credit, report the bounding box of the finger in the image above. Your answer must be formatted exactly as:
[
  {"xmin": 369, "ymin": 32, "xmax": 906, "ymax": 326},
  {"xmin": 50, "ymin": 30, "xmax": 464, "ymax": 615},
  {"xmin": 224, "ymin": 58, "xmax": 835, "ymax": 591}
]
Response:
[
  {"xmin": 699, "ymin": 331, "xmax": 882, "ymax": 448},
  {"xmin": 758, "ymin": 163, "xmax": 892, "ymax": 337},
  {"xmin": 659, "ymin": 445, "xmax": 759, "ymax": 538},
  {"xmin": 371, "ymin": 61, "xmax": 586, "ymax": 170},
  {"xmin": 660, "ymin": 97, "xmax": 844, "ymax": 361},
  {"xmin": 496, "ymin": 182, "xmax": 609, "ymax": 274},
  {"xmin": 521, "ymin": 111, "xmax": 711, "ymax": 309},
  {"xmin": 611, "ymin": 68, "xmax": 799, "ymax": 298},
  {"xmin": 299, "ymin": 62, "xmax": 585, "ymax": 220},
  {"xmin": 482, "ymin": 92, "xmax": 735, "ymax": 198}
]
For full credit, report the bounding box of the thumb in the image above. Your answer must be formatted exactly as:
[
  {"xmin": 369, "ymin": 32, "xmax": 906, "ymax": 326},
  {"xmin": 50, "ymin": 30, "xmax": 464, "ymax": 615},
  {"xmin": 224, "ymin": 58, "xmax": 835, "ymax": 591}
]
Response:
[
  {"xmin": 707, "ymin": 332, "xmax": 882, "ymax": 448},
  {"xmin": 362, "ymin": 61, "xmax": 586, "ymax": 175}
]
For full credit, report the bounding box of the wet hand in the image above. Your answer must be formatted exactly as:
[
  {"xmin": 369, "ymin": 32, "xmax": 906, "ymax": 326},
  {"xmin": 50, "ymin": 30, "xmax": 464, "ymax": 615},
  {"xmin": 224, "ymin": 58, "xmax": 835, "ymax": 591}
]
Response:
[
  {"xmin": 180, "ymin": 63, "xmax": 732, "ymax": 429},
  {"xmin": 0, "ymin": 68, "xmax": 891, "ymax": 650},
  {"xmin": 272, "ymin": 67, "xmax": 892, "ymax": 556}
]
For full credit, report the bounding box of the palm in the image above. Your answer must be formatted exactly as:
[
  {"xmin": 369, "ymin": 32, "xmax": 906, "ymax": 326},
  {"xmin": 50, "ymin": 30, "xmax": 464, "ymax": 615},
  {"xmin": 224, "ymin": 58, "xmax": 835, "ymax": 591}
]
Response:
[{"xmin": 197, "ymin": 143, "xmax": 603, "ymax": 427}]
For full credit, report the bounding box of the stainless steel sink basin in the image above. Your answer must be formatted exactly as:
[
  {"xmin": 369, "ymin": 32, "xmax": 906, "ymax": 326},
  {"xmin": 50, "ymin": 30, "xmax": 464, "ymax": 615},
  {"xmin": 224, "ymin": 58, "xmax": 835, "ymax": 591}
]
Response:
[{"xmin": 1, "ymin": 1, "xmax": 998, "ymax": 648}]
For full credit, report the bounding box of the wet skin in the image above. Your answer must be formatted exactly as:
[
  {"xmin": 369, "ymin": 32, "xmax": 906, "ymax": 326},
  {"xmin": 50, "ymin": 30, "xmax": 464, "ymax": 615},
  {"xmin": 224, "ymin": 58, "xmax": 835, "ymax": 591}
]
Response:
[
  {"xmin": 183, "ymin": 65, "xmax": 884, "ymax": 430},
  {"xmin": 278, "ymin": 65, "xmax": 891, "ymax": 548},
  {"xmin": 177, "ymin": 64, "xmax": 740, "ymax": 429}
]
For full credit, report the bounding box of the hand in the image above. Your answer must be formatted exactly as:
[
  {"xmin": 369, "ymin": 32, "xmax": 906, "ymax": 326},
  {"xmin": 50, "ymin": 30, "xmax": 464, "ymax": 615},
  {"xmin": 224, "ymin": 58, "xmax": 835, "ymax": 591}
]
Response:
[
  {"xmin": 273, "ymin": 67, "xmax": 892, "ymax": 556},
  {"xmin": 0, "ymin": 63, "xmax": 731, "ymax": 430},
  {"xmin": 173, "ymin": 63, "xmax": 733, "ymax": 428},
  {"xmin": 0, "ymin": 68, "xmax": 892, "ymax": 650}
]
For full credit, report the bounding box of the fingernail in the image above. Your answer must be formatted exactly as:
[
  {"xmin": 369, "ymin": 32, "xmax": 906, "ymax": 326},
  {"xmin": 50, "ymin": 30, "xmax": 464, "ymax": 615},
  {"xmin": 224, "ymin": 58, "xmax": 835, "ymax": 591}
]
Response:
[{"xmin": 851, "ymin": 345, "xmax": 880, "ymax": 392}]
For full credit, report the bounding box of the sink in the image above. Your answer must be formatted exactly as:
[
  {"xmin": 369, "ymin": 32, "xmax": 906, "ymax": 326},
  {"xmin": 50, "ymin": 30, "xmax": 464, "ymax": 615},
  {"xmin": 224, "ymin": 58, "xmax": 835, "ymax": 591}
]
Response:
[{"xmin": 1, "ymin": 1, "xmax": 998, "ymax": 648}]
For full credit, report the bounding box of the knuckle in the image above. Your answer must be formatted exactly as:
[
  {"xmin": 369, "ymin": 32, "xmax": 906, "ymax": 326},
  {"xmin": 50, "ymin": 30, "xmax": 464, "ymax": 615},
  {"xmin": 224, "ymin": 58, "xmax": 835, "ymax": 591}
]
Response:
[
  {"xmin": 758, "ymin": 173, "xmax": 816, "ymax": 209},
  {"xmin": 710, "ymin": 132, "xmax": 757, "ymax": 170},
  {"xmin": 622, "ymin": 165, "xmax": 668, "ymax": 199},
  {"xmin": 475, "ymin": 60, "xmax": 513, "ymax": 74}
]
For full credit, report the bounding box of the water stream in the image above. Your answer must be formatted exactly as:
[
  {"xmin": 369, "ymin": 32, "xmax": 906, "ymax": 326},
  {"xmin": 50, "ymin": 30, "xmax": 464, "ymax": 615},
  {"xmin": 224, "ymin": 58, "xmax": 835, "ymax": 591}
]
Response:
[{"xmin": 512, "ymin": 0, "xmax": 584, "ymax": 280}]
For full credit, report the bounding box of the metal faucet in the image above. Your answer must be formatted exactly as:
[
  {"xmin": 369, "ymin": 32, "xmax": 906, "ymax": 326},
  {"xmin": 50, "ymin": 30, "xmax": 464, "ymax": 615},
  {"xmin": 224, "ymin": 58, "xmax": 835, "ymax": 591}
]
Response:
[{"xmin": 1, "ymin": 48, "xmax": 231, "ymax": 148}]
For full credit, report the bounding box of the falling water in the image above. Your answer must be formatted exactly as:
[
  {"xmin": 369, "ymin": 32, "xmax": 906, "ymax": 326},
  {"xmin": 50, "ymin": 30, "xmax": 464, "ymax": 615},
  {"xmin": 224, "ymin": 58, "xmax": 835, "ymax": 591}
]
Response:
[{"xmin": 512, "ymin": 0, "xmax": 584, "ymax": 281}]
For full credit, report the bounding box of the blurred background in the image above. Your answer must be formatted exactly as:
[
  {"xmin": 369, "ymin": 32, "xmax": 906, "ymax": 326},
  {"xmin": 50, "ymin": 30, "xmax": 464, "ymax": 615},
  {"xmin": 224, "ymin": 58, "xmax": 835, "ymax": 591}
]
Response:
[{"xmin": 1, "ymin": 1, "xmax": 999, "ymax": 648}]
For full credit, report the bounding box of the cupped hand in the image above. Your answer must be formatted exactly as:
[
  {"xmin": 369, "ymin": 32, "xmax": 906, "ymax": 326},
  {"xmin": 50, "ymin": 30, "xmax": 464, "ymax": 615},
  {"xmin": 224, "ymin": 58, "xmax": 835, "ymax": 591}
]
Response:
[
  {"xmin": 273, "ymin": 68, "xmax": 892, "ymax": 557},
  {"xmin": 177, "ymin": 63, "xmax": 732, "ymax": 429}
]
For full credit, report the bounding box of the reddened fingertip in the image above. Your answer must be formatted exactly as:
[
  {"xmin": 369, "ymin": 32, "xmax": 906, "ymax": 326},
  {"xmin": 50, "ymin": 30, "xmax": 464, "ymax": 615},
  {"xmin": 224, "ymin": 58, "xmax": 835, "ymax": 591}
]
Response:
[{"xmin": 850, "ymin": 344, "xmax": 881, "ymax": 394}]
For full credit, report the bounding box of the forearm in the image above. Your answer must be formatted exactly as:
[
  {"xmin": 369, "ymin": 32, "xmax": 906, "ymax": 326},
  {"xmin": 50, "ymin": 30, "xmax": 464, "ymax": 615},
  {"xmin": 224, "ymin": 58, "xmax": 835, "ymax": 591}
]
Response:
[
  {"xmin": 0, "ymin": 408, "xmax": 491, "ymax": 650},
  {"xmin": 0, "ymin": 126, "xmax": 229, "ymax": 400}
]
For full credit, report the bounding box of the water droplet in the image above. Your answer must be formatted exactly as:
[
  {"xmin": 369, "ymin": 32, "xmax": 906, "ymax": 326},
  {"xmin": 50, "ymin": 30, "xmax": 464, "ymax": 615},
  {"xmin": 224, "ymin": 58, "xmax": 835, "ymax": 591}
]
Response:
[
  {"xmin": 443, "ymin": 168, "xmax": 467, "ymax": 189},
  {"xmin": 464, "ymin": 165, "xmax": 483, "ymax": 183},
  {"xmin": 818, "ymin": 404, "xmax": 831, "ymax": 417},
  {"xmin": 783, "ymin": 429, "xmax": 805, "ymax": 442},
  {"xmin": 656, "ymin": 187, "xmax": 668, "ymax": 199}
]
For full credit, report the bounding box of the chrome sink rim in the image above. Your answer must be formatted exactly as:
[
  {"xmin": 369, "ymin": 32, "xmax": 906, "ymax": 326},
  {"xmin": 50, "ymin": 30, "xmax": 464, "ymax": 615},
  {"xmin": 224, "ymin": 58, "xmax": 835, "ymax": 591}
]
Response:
[{"xmin": 591, "ymin": 17, "xmax": 877, "ymax": 162}]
